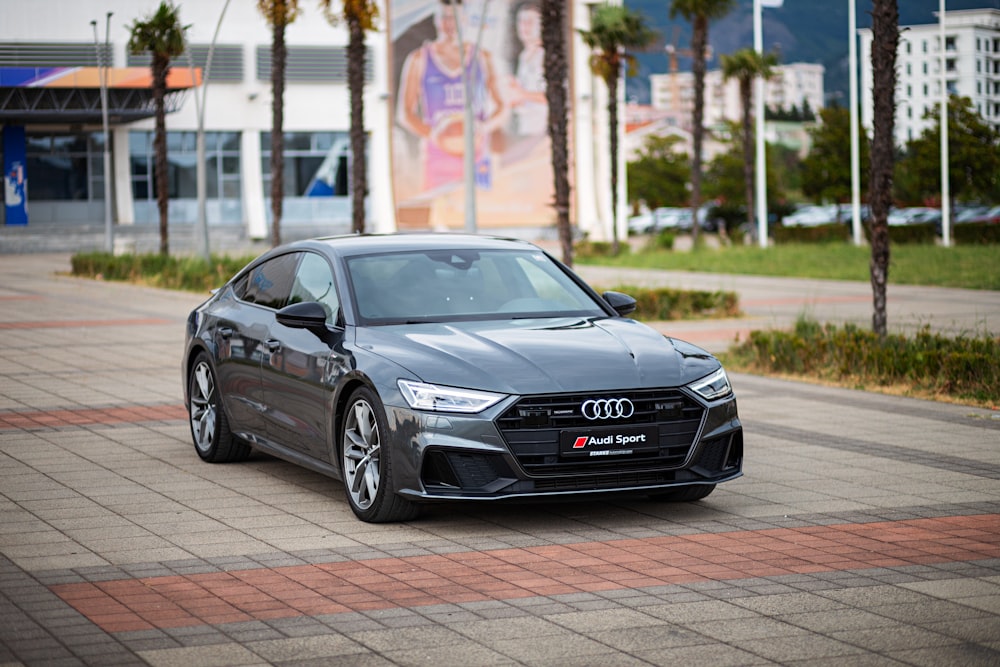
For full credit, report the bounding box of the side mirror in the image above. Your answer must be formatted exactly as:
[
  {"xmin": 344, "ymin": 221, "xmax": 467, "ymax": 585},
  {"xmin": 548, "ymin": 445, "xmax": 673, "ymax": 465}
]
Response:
[
  {"xmin": 602, "ymin": 290, "xmax": 637, "ymax": 317},
  {"xmin": 276, "ymin": 301, "xmax": 329, "ymax": 330}
]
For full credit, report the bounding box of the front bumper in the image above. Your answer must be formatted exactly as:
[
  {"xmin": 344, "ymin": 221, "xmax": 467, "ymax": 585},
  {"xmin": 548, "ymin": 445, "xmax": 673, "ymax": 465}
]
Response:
[{"xmin": 386, "ymin": 389, "xmax": 743, "ymax": 502}]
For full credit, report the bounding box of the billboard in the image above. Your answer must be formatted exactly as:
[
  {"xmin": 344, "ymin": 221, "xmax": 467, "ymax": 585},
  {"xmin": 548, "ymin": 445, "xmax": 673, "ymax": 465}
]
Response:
[{"xmin": 389, "ymin": 0, "xmax": 567, "ymax": 230}]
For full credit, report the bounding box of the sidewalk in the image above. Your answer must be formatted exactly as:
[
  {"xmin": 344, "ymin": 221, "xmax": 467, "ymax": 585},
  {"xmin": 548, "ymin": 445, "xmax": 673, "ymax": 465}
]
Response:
[{"xmin": 1, "ymin": 252, "xmax": 999, "ymax": 666}]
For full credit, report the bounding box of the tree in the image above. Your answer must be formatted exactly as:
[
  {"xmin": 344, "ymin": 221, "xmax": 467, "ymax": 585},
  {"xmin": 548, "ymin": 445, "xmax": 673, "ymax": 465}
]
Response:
[
  {"xmin": 670, "ymin": 0, "xmax": 736, "ymax": 243},
  {"xmin": 127, "ymin": 1, "xmax": 188, "ymax": 256},
  {"xmin": 579, "ymin": 3, "xmax": 656, "ymax": 254},
  {"xmin": 258, "ymin": 0, "xmax": 301, "ymax": 247},
  {"xmin": 895, "ymin": 96, "xmax": 1000, "ymax": 207},
  {"xmin": 703, "ymin": 124, "xmax": 787, "ymax": 236},
  {"xmin": 802, "ymin": 106, "xmax": 871, "ymax": 208},
  {"xmin": 869, "ymin": 0, "xmax": 899, "ymax": 337},
  {"xmin": 541, "ymin": 0, "xmax": 573, "ymax": 266},
  {"xmin": 627, "ymin": 134, "xmax": 690, "ymax": 211},
  {"xmin": 321, "ymin": 0, "xmax": 379, "ymax": 234},
  {"xmin": 721, "ymin": 47, "xmax": 777, "ymax": 232}
]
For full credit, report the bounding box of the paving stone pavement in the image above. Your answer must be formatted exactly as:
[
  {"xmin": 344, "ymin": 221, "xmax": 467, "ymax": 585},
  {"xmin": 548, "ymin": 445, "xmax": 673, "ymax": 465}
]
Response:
[{"xmin": 1, "ymin": 251, "xmax": 999, "ymax": 667}]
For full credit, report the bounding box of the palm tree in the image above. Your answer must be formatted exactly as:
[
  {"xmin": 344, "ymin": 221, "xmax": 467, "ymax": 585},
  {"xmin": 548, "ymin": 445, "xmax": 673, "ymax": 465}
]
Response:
[
  {"xmin": 321, "ymin": 1, "xmax": 378, "ymax": 235},
  {"xmin": 669, "ymin": 0, "xmax": 736, "ymax": 244},
  {"xmin": 579, "ymin": 3, "xmax": 656, "ymax": 254},
  {"xmin": 721, "ymin": 47, "xmax": 777, "ymax": 239},
  {"xmin": 258, "ymin": 0, "xmax": 301, "ymax": 247},
  {"xmin": 868, "ymin": 0, "xmax": 899, "ymax": 337},
  {"xmin": 127, "ymin": 1, "xmax": 188, "ymax": 256},
  {"xmin": 541, "ymin": 0, "xmax": 573, "ymax": 266}
]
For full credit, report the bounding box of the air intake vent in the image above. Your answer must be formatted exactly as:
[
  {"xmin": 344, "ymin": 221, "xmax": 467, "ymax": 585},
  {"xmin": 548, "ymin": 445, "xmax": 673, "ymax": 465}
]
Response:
[
  {"xmin": 128, "ymin": 44, "xmax": 243, "ymax": 82},
  {"xmin": 255, "ymin": 45, "xmax": 372, "ymax": 83},
  {"xmin": 0, "ymin": 42, "xmax": 112, "ymax": 67}
]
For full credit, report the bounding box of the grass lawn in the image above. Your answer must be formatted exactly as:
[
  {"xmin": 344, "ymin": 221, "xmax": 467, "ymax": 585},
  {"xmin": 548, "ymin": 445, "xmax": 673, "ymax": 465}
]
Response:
[{"xmin": 580, "ymin": 242, "xmax": 1000, "ymax": 291}]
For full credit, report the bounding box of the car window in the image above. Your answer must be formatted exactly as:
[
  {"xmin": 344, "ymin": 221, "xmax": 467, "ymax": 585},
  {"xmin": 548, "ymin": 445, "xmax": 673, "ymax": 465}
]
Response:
[
  {"xmin": 241, "ymin": 253, "xmax": 301, "ymax": 310},
  {"xmin": 288, "ymin": 252, "xmax": 339, "ymax": 325},
  {"xmin": 346, "ymin": 249, "xmax": 605, "ymax": 324}
]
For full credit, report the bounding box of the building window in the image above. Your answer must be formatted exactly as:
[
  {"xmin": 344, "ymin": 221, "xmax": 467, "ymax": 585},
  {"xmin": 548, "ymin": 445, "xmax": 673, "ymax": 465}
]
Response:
[
  {"xmin": 260, "ymin": 131, "xmax": 350, "ymax": 198},
  {"xmin": 945, "ymin": 36, "xmax": 956, "ymax": 52},
  {"xmin": 129, "ymin": 131, "xmax": 242, "ymax": 203},
  {"xmin": 25, "ymin": 132, "xmax": 106, "ymax": 201}
]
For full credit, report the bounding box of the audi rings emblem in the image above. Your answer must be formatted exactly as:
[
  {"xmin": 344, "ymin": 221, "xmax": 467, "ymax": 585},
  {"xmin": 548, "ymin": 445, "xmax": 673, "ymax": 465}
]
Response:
[{"xmin": 581, "ymin": 398, "xmax": 634, "ymax": 420}]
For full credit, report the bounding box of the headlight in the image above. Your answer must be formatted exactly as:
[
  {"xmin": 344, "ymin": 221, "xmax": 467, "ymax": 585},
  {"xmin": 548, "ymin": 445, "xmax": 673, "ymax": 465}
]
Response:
[
  {"xmin": 397, "ymin": 380, "xmax": 506, "ymax": 413},
  {"xmin": 688, "ymin": 368, "xmax": 732, "ymax": 401}
]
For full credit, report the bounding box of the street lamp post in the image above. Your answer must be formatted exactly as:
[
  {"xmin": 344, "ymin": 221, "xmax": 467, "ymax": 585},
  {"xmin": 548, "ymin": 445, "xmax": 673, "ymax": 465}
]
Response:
[
  {"xmin": 189, "ymin": 0, "xmax": 231, "ymax": 262},
  {"xmin": 848, "ymin": 0, "xmax": 863, "ymax": 246},
  {"xmin": 450, "ymin": 0, "xmax": 492, "ymax": 234},
  {"xmin": 753, "ymin": 0, "xmax": 767, "ymax": 248},
  {"xmin": 92, "ymin": 13, "xmax": 113, "ymax": 253},
  {"xmin": 939, "ymin": 0, "xmax": 951, "ymax": 248}
]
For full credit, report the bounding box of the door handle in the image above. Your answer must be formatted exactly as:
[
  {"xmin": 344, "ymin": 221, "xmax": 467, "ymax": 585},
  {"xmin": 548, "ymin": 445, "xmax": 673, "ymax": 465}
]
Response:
[{"xmin": 265, "ymin": 339, "xmax": 281, "ymax": 353}]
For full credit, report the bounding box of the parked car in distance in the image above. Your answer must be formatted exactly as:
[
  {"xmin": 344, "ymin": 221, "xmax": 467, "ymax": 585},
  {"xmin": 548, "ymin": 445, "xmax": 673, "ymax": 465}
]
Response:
[
  {"xmin": 887, "ymin": 207, "xmax": 942, "ymax": 226},
  {"xmin": 782, "ymin": 205, "xmax": 838, "ymax": 227},
  {"xmin": 183, "ymin": 234, "xmax": 744, "ymax": 523},
  {"xmin": 961, "ymin": 205, "xmax": 1000, "ymax": 224},
  {"xmin": 954, "ymin": 206, "xmax": 991, "ymax": 223}
]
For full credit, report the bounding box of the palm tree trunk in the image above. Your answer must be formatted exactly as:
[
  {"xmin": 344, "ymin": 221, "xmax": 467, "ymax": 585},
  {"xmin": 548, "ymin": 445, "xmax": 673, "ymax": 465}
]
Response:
[
  {"xmin": 869, "ymin": 0, "xmax": 898, "ymax": 337},
  {"xmin": 541, "ymin": 0, "xmax": 572, "ymax": 267},
  {"xmin": 270, "ymin": 18, "xmax": 287, "ymax": 248},
  {"xmin": 608, "ymin": 62, "xmax": 620, "ymax": 255},
  {"xmin": 741, "ymin": 77, "xmax": 754, "ymax": 240},
  {"xmin": 689, "ymin": 15, "xmax": 708, "ymax": 244},
  {"xmin": 347, "ymin": 12, "xmax": 367, "ymax": 235},
  {"xmin": 152, "ymin": 55, "xmax": 170, "ymax": 256}
]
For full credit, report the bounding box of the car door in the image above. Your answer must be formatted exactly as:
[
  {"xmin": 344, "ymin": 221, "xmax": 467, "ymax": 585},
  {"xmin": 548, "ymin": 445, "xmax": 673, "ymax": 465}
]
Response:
[
  {"xmin": 260, "ymin": 251, "xmax": 347, "ymax": 460},
  {"xmin": 214, "ymin": 252, "xmax": 301, "ymax": 441}
]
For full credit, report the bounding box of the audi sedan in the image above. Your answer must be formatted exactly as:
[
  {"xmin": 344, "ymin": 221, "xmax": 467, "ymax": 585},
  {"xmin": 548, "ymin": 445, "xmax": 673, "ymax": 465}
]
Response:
[{"xmin": 183, "ymin": 234, "xmax": 743, "ymax": 522}]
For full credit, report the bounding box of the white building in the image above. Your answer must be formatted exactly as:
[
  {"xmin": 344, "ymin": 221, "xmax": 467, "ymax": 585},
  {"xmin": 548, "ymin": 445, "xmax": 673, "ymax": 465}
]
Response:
[
  {"xmin": 650, "ymin": 62, "xmax": 825, "ymax": 127},
  {"xmin": 0, "ymin": 1, "xmax": 621, "ymax": 243},
  {"xmin": 859, "ymin": 8, "xmax": 1000, "ymax": 147}
]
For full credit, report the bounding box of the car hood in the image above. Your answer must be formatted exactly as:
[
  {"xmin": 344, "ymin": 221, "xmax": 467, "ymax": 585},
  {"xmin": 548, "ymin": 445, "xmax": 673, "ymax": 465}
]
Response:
[{"xmin": 357, "ymin": 317, "xmax": 719, "ymax": 395}]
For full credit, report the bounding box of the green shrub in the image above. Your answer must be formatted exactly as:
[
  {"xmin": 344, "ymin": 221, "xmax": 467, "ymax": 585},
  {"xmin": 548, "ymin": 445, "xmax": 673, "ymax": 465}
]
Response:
[
  {"xmin": 647, "ymin": 230, "xmax": 675, "ymax": 251},
  {"xmin": 574, "ymin": 240, "xmax": 629, "ymax": 259},
  {"xmin": 71, "ymin": 252, "xmax": 256, "ymax": 293},
  {"xmin": 953, "ymin": 222, "xmax": 1000, "ymax": 245},
  {"xmin": 772, "ymin": 223, "xmax": 851, "ymax": 244},
  {"xmin": 726, "ymin": 317, "xmax": 999, "ymax": 405},
  {"xmin": 601, "ymin": 285, "xmax": 740, "ymax": 321}
]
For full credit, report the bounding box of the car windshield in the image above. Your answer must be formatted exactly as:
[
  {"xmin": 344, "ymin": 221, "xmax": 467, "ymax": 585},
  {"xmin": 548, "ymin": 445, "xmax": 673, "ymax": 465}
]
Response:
[{"xmin": 345, "ymin": 248, "xmax": 607, "ymax": 324}]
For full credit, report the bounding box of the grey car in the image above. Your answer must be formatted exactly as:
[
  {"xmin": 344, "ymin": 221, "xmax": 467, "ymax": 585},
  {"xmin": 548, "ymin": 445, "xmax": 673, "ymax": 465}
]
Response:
[{"xmin": 182, "ymin": 234, "xmax": 743, "ymax": 522}]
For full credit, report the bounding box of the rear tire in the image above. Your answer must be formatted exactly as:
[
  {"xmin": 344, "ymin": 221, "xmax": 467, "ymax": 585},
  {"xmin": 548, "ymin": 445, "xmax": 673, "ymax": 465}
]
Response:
[
  {"xmin": 188, "ymin": 353, "xmax": 251, "ymax": 463},
  {"xmin": 648, "ymin": 484, "xmax": 716, "ymax": 502},
  {"xmin": 341, "ymin": 387, "xmax": 420, "ymax": 523}
]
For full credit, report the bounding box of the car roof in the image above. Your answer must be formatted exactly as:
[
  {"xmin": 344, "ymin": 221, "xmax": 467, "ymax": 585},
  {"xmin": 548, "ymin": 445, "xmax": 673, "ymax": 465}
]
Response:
[{"xmin": 282, "ymin": 233, "xmax": 544, "ymax": 257}]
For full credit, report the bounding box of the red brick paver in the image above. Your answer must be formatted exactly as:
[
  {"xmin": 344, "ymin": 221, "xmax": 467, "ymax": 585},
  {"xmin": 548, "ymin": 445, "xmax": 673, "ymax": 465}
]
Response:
[
  {"xmin": 0, "ymin": 318, "xmax": 171, "ymax": 330},
  {"xmin": 51, "ymin": 513, "xmax": 1000, "ymax": 633},
  {"xmin": 0, "ymin": 404, "xmax": 187, "ymax": 430}
]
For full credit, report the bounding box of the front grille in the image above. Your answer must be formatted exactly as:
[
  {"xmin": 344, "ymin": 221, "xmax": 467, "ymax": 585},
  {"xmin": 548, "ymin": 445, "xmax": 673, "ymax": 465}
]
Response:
[{"xmin": 496, "ymin": 389, "xmax": 704, "ymax": 475}]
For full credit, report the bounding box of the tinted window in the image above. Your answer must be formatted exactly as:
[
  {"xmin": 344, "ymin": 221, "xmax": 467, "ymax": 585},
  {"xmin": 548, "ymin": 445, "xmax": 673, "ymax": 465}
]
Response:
[
  {"xmin": 241, "ymin": 253, "xmax": 301, "ymax": 309},
  {"xmin": 288, "ymin": 252, "xmax": 340, "ymax": 325},
  {"xmin": 346, "ymin": 249, "xmax": 605, "ymax": 323}
]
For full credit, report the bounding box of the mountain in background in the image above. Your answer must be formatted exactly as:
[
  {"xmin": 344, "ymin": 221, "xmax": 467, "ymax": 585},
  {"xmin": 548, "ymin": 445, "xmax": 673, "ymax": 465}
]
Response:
[{"xmin": 626, "ymin": 0, "xmax": 1000, "ymax": 107}]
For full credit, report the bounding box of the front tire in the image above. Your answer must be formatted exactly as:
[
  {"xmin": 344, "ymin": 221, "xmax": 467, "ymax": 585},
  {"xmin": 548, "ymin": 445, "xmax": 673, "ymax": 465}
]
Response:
[
  {"xmin": 188, "ymin": 353, "xmax": 250, "ymax": 463},
  {"xmin": 341, "ymin": 387, "xmax": 420, "ymax": 523}
]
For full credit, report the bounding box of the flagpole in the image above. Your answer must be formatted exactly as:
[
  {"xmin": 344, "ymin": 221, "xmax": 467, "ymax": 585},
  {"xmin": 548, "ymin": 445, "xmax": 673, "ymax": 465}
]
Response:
[
  {"xmin": 849, "ymin": 0, "xmax": 862, "ymax": 246},
  {"xmin": 754, "ymin": 0, "xmax": 767, "ymax": 248},
  {"xmin": 939, "ymin": 0, "xmax": 951, "ymax": 247}
]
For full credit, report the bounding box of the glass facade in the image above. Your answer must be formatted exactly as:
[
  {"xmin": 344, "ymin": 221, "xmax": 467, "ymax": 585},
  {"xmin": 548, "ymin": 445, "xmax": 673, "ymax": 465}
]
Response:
[
  {"xmin": 130, "ymin": 131, "xmax": 242, "ymax": 224},
  {"xmin": 26, "ymin": 132, "xmax": 106, "ymax": 201},
  {"xmin": 260, "ymin": 131, "xmax": 353, "ymax": 225}
]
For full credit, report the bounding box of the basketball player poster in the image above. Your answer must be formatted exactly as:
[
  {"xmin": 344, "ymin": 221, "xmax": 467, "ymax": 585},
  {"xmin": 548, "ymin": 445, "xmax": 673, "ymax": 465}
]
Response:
[{"xmin": 389, "ymin": 0, "xmax": 568, "ymax": 230}]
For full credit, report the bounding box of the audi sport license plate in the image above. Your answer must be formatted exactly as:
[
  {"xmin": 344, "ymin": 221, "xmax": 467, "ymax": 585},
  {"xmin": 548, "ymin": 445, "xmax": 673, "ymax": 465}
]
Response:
[{"xmin": 559, "ymin": 425, "xmax": 659, "ymax": 458}]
